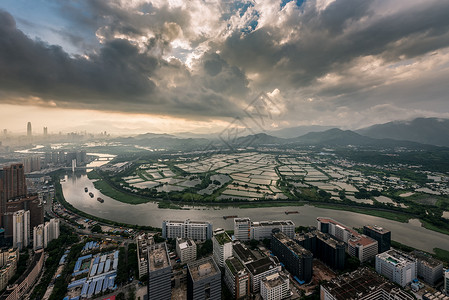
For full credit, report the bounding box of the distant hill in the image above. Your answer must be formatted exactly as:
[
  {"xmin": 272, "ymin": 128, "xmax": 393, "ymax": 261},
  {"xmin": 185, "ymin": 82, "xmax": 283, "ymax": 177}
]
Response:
[
  {"xmin": 269, "ymin": 125, "xmax": 335, "ymax": 138},
  {"xmin": 293, "ymin": 128, "xmax": 374, "ymax": 145},
  {"xmin": 134, "ymin": 132, "xmax": 176, "ymax": 139},
  {"xmin": 357, "ymin": 118, "xmax": 449, "ymax": 147},
  {"xmin": 234, "ymin": 133, "xmax": 287, "ymax": 147}
]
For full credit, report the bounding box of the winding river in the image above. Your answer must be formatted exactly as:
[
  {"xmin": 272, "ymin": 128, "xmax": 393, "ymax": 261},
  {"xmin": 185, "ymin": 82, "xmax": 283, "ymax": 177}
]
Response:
[{"xmin": 60, "ymin": 157, "xmax": 449, "ymax": 253}]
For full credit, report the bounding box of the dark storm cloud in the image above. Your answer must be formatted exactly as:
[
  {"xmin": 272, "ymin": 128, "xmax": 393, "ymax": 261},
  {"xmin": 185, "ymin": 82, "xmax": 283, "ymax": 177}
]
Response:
[{"xmin": 1, "ymin": 0, "xmax": 449, "ymax": 125}]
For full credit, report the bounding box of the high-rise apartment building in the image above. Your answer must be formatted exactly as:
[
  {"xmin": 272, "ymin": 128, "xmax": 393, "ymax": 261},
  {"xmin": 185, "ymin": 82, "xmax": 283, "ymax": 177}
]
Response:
[
  {"xmin": 271, "ymin": 231, "xmax": 313, "ymax": 283},
  {"xmin": 33, "ymin": 224, "xmax": 44, "ymax": 250},
  {"xmin": 148, "ymin": 242, "xmax": 172, "ymax": 300},
  {"xmin": 44, "ymin": 218, "xmax": 60, "ymax": 248},
  {"xmin": 212, "ymin": 229, "xmax": 232, "ymax": 268},
  {"xmin": 375, "ymin": 249, "xmax": 417, "ymax": 287},
  {"xmin": 409, "ymin": 250, "xmax": 443, "ymax": 286},
  {"xmin": 363, "ymin": 225, "xmax": 391, "ymax": 254},
  {"xmin": 162, "ymin": 219, "xmax": 213, "ymax": 241},
  {"xmin": 296, "ymin": 230, "xmax": 345, "ymax": 271},
  {"xmin": 246, "ymin": 256, "xmax": 281, "ymax": 293},
  {"xmin": 187, "ymin": 256, "xmax": 221, "ymax": 300},
  {"xmin": 137, "ymin": 233, "xmax": 154, "ymax": 279},
  {"xmin": 13, "ymin": 210, "xmax": 30, "ymax": 251}
]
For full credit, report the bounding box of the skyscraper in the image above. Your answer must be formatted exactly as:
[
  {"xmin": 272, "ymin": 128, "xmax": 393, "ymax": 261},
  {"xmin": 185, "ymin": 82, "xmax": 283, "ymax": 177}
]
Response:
[
  {"xmin": 27, "ymin": 122, "xmax": 32, "ymax": 137},
  {"xmin": 43, "ymin": 127, "xmax": 48, "ymax": 136}
]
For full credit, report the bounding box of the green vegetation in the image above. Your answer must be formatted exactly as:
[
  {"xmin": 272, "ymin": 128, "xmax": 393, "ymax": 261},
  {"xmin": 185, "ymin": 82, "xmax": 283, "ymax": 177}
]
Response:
[
  {"xmin": 8, "ymin": 250, "xmax": 29, "ymax": 285},
  {"xmin": 313, "ymin": 204, "xmax": 411, "ymax": 223},
  {"xmin": 49, "ymin": 242, "xmax": 84, "ymax": 300},
  {"xmin": 197, "ymin": 239, "xmax": 213, "ymax": 259},
  {"xmin": 433, "ymin": 248, "xmax": 449, "ymax": 266},
  {"xmin": 91, "ymin": 177, "xmax": 150, "ymax": 205},
  {"xmin": 214, "ymin": 232, "xmax": 231, "ymax": 245},
  {"xmin": 30, "ymin": 225, "xmax": 79, "ymax": 300}
]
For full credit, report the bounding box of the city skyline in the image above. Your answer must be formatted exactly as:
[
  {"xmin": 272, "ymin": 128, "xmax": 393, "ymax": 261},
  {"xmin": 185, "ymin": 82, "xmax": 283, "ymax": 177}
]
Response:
[{"xmin": 1, "ymin": 0, "xmax": 449, "ymax": 134}]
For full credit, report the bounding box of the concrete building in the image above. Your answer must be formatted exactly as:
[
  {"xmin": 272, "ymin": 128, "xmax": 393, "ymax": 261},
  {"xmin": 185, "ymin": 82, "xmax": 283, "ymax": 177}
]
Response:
[
  {"xmin": 423, "ymin": 291, "xmax": 449, "ymax": 300},
  {"xmin": 21, "ymin": 156, "xmax": 41, "ymax": 173},
  {"xmin": 136, "ymin": 233, "xmax": 154, "ymax": 279},
  {"xmin": 12, "ymin": 210, "xmax": 30, "ymax": 251},
  {"xmin": 317, "ymin": 217, "xmax": 378, "ymax": 262},
  {"xmin": 375, "ymin": 249, "xmax": 417, "ymax": 287},
  {"xmin": 162, "ymin": 219, "xmax": 212, "ymax": 241},
  {"xmin": 27, "ymin": 122, "xmax": 32, "ymax": 137},
  {"xmin": 321, "ymin": 268, "xmax": 415, "ymax": 300},
  {"xmin": 234, "ymin": 218, "xmax": 251, "ymax": 241},
  {"xmin": 212, "ymin": 229, "xmax": 232, "ymax": 268},
  {"xmin": 296, "ymin": 230, "xmax": 345, "ymax": 271},
  {"xmin": 0, "ymin": 249, "xmax": 18, "ymax": 292},
  {"xmin": 410, "ymin": 250, "xmax": 443, "ymax": 286},
  {"xmin": 233, "ymin": 242, "xmax": 258, "ymax": 265},
  {"xmin": 234, "ymin": 218, "xmax": 295, "ymax": 241},
  {"xmin": 176, "ymin": 238, "xmax": 197, "ymax": 263},
  {"xmin": 187, "ymin": 256, "xmax": 221, "ymax": 300},
  {"xmin": 445, "ymin": 270, "xmax": 449, "ymax": 295},
  {"xmin": 148, "ymin": 243, "xmax": 172, "ymax": 300},
  {"xmin": 246, "ymin": 256, "xmax": 282, "ymax": 293},
  {"xmin": 224, "ymin": 256, "xmax": 250, "ymax": 299},
  {"xmin": 33, "ymin": 224, "xmax": 44, "ymax": 251},
  {"xmin": 271, "ymin": 231, "xmax": 313, "ymax": 283},
  {"xmin": 260, "ymin": 272, "xmax": 290, "ymax": 300},
  {"xmin": 363, "ymin": 225, "xmax": 391, "ymax": 254},
  {"xmin": 44, "ymin": 218, "xmax": 60, "ymax": 248}
]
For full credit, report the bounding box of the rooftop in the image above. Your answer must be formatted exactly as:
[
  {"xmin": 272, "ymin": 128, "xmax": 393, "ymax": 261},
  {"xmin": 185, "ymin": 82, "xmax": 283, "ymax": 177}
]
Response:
[
  {"xmin": 225, "ymin": 257, "xmax": 246, "ymax": 276},
  {"xmin": 410, "ymin": 250, "xmax": 442, "ymax": 268},
  {"xmin": 233, "ymin": 242, "xmax": 257, "ymax": 264},
  {"xmin": 377, "ymin": 249, "xmax": 416, "ymax": 268},
  {"xmin": 262, "ymin": 272, "xmax": 289, "ymax": 289},
  {"xmin": 322, "ymin": 268, "xmax": 407, "ymax": 300},
  {"xmin": 348, "ymin": 235, "xmax": 377, "ymax": 247},
  {"xmin": 246, "ymin": 256, "xmax": 280, "ymax": 276},
  {"xmin": 214, "ymin": 231, "xmax": 232, "ymax": 245},
  {"xmin": 364, "ymin": 225, "xmax": 391, "ymax": 234},
  {"xmin": 164, "ymin": 219, "xmax": 211, "ymax": 225},
  {"xmin": 188, "ymin": 257, "xmax": 220, "ymax": 282},
  {"xmin": 273, "ymin": 232, "xmax": 312, "ymax": 257},
  {"xmin": 148, "ymin": 243, "xmax": 171, "ymax": 272},
  {"xmin": 252, "ymin": 220, "xmax": 294, "ymax": 227}
]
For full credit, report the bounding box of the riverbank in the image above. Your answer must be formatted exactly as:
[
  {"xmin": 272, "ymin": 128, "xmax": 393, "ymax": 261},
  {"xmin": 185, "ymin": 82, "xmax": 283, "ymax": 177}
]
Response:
[{"xmin": 54, "ymin": 176, "xmax": 161, "ymax": 232}]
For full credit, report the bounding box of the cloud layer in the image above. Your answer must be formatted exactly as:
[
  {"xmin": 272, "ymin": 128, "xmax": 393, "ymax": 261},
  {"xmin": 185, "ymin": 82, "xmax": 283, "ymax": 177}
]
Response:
[{"xmin": 1, "ymin": 0, "xmax": 449, "ymax": 128}]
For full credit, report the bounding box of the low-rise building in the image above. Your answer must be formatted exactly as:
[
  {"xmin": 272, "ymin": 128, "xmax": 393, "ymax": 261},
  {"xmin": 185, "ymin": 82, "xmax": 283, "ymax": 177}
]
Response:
[
  {"xmin": 162, "ymin": 219, "xmax": 212, "ymax": 241},
  {"xmin": 410, "ymin": 250, "xmax": 443, "ymax": 286},
  {"xmin": 321, "ymin": 268, "xmax": 415, "ymax": 300},
  {"xmin": 375, "ymin": 249, "xmax": 417, "ymax": 287},
  {"xmin": 224, "ymin": 257, "xmax": 250, "ymax": 299},
  {"xmin": 246, "ymin": 256, "xmax": 281, "ymax": 293},
  {"xmin": 187, "ymin": 256, "xmax": 221, "ymax": 300},
  {"xmin": 176, "ymin": 238, "xmax": 197, "ymax": 264},
  {"xmin": 260, "ymin": 272, "xmax": 290, "ymax": 300}
]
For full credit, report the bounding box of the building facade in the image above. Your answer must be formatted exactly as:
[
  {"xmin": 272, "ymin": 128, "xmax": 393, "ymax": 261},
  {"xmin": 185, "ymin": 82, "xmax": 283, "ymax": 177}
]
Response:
[
  {"xmin": 44, "ymin": 218, "xmax": 60, "ymax": 248},
  {"xmin": 148, "ymin": 243, "xmax": 172, "ymax": 300},
  {"xmin": 410, "ymin": 250, "xmax": 443, "ymax": 286},
  {"xmin": 375, "ymin": 249, "xmax": 417, "ymax": 287},
  {"xmin": 136, "ymin": 233, "xmax": 154, "ymax": 279},
  {"xmin": 271, "ymin": 231, "xmax": 313, "ymax": 283},
  {"xmin": 234, "ymin": 218, "xmax": 295, "ymax": 241},
  {"xmin": 246, "ymin": 256, "xmax": 282, "ymax": 293},
  {"xmin": 33, "ymin": 224, "xmax": 44, "ymax": 251},
  {"xmin": 176, "ymin": 238, "xmax": 197, "ymax": 264},
  {"xmin": 162, "ymin": 219, "xmax": 212, "ymax": 241},
  {"xmin": 234, "ymin": 218, "xmax": 251, "ymax": 241},
  {"xmin": 0, "ymin": 249, "xmax": 18, "ymax": 292},
  {"xmin": 187, "ymin": 256, "xmax": 221, "ymax": 300},
  {"xmin": 224, "ymin": 256, "xmax": 250, "ymax": 299}
]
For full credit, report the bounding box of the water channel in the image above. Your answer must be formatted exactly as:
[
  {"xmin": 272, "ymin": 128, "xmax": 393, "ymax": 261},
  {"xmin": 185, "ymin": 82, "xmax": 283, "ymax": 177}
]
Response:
[{"xmin": 60, "ymin": 156, "xmax": 449, "ymax": 253}]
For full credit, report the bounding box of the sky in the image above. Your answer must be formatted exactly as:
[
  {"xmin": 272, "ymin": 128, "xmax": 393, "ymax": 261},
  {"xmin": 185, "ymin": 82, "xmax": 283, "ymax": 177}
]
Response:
[{"xmin": 1, "ymin": 0, "xmax": 449, "ymax": 135}]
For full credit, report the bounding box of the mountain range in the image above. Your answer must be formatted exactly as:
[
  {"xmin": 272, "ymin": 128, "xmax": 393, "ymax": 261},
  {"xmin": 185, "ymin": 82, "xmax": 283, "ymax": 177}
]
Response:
[{"xmin": 118, "ymin": 117, "xmax": 449, "ymax": 149}]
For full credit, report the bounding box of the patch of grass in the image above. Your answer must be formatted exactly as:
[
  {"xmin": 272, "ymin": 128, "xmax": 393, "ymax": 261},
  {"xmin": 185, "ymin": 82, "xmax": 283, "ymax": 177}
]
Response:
[
  {"xmin": 434, "ymin": 248, "xmax": 449, "ymax": 265},
  {"xmin": 92, "ymin": 179, "xmax": 150, "ymax": 204},
  {"xmin": 313, "ymin": 204, "xmax": 411, "ymax": 223},
  {"xmin": 157, "ymin": 202, "xmax": 183, "ymax": 209},
  {"xmin": 420, "ymin": 220, "xmax": 449, "ymax": 235},
  {"xmin": 239, "ymin": 202, "xmax": 305, "ymax": 209}
]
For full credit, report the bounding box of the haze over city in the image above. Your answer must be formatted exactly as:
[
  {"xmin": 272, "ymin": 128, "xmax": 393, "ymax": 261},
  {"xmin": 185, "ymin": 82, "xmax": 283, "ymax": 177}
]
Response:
[{"xmin": 1, "ymin": 0, "xmax": 449, "ymax": 134}]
